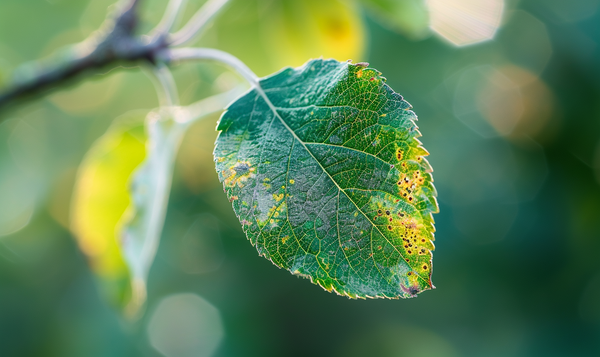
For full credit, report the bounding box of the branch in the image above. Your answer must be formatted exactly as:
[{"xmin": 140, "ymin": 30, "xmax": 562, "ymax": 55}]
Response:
[
  {"xmin": 0, "ymin": 0, "xmax": 166, "ymax": 115},
  {"xmin": 0, "ymin": 0, "xmax": 232, "ymax": 118}
]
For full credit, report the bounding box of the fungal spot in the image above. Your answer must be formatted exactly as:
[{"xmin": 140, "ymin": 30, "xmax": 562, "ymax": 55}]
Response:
[
  {"xmin": 234, "ymin": 162, "xmax": 250, "ymax": 175},
  {"xmin": 408, "ymin": 196, "xmax": 413, "ymax": 202},
  {"xmin": 387, "ymin": 225, "xmax": 392, "ymax": 230},
  {"xmin": 377, "ymin": 209, "xmax": 382, "ymax": 215},
  {"xmin": 399, "ymin": 213, "xmax": 405, "ymax": 217},
  {"xmin": 396, "ymin": 149, "xmax": 403, "ymax": 161},
  {"xmin": 369, "ymin": 77, "xmax": 375, "ymax": 81},
  {"xmin": 404, "ymin": 244, "xmax": 408, "ymax": 248},
  {"xmin": 225, "ymin": 161, "xmax": 255, "ymax": 187},
  {"xmin": 388, "ymin": 217, "xmax": 393, "ymax": 222},
  {"xmin": 407, "ymin": 272, "xmax": 412, "ymax": 276},
  {"xmin": 421, "ymin": 238, "xmax": 425, "ymax": 243},
  {"xmin": 407, "ymin": 250, "xmax": 412, "ymax": 254},
  {"xmin": 422, "ymin": 264, "xmax": 428, "ymax": 270},
  {"xmin": 405, "ymin": 258, "xmax": 410, "ymax": 262},
  {"xmin": 377, "ymin": 245, "xmax": 382, "ymax": 250}
]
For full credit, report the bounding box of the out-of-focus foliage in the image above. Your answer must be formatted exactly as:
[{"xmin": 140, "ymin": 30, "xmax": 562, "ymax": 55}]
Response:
[
  {"xmin": 71, "ymin": 89, "xmax": 243, "ymax": 317},
  {"xmin": 1, "ymin": 0, "xmax": 600, "ymax": 357},
  {"xmin": 197, "ymin": 0, "xmax": 366, "ymax": 77},
  {"xmin": 70, "ymin": 112, "xmax": 146, "ymax": 310},
  {"xmin": 359, "ymin": 0, "xmax": 429, "ymax": 39}
]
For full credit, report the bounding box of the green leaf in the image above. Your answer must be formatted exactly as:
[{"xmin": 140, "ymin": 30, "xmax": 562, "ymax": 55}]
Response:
[{"xmin": 215, "ymin": 59, "xmax": 438, "ymax": 298}]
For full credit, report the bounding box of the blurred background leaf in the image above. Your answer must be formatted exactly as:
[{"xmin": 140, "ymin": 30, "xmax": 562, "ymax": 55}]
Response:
[
  {"xmin": 70, "ymin": 111, "xmax": 147, "ymax": 311},
  {"xmin": 196, "ymin": 0, "xmax": 366, "ymax": 76},
  {"xmin": 358, "ymin": 0, "xmax": 429, "ymax": 40}
]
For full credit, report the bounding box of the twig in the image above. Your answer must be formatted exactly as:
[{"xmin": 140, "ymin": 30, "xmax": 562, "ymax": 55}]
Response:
[
  {"xmin": 0, "ymin": 0, "xmax": 162, "ymax": 115},
  {"xmin": 168, "ymin": 0, "xmax": 230, "ymax": 47},
  {"xmin": 0, "ymin": 0, "xmax": 232, "ymax": 117},
  {"xmin": 145, "ymin": 64, "xmax": 180, "ymax": 107},
  {"xmin": 148, "ymin": 0, "xmax": 188, "ymax": 41}
]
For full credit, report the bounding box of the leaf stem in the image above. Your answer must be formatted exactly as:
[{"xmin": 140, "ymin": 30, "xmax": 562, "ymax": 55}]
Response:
[
  {"xmin": 146, "ymin": 63, "xmax": 180, "ymax": 107},
  {"xmin": 168, "ymin": 0, "xmax": 230, "ymax": 47},
  {"xmin": 160, "ymin": 47, "xmax": 259, "ymax": 86},
  {"xmin": 148, "ymin": 0, "xmax": 188, "ymax": 40}
]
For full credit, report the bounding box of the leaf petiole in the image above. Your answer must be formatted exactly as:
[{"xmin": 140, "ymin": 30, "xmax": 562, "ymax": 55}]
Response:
[{"xmin": 159, "ymin": 47, "xmax": 259, "ymax": 87}]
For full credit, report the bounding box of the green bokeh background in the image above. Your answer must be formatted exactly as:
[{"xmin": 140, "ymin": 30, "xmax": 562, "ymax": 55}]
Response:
[{"xmin": 1, "ymin": 0, "xmax": 600, "ymax": 356}]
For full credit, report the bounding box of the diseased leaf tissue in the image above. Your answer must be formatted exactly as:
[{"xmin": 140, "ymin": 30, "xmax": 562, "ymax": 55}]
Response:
[{"xmin": 215, "ymin": 59, "xmax": 438, "ymax": 298}]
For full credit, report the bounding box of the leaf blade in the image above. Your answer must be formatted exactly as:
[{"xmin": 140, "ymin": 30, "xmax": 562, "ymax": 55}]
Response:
[{"xmin": 215, "ymin": 59, "xmax": 438, "ymax": 298}]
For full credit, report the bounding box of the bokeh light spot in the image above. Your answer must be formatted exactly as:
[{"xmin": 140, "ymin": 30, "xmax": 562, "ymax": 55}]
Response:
[
  {"xmin": 452, "ymin": 65, "xmax": 555, "ymax": 139},
  {"xmin": 147, "ymin": 293, "xmax": 224, "ymax": 357},
  {"xmin": 478, "ymin": 65, "xmax": 555, "ymax": 139},
  {"xmin": 499, "ymin": 11, "xmax": 552, "ymax": 76},
  {"xmin": 427, "ymin": 0, "xmax": 504, "ymax": 46}
]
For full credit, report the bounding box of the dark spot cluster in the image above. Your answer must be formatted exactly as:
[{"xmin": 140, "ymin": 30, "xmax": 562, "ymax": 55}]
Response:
[
  {"xmin": 396, "ymin": 170, "xmax": 426, "ymax": 204},
  {"xmin": 396, "ymin": 148, "xmax": 403, "ymax": 161},
  {"xmin": 374, "ymin": 207, "xmax": 407, "ymax": 230}
]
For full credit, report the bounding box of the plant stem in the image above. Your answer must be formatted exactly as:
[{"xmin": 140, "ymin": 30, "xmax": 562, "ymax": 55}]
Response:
[
  {"xmin": 168, "ymin": 0, "xmax": 230, "ymax": 47},
  {"xmin": 147, "ymin": 64, "xmax": 180, "ymax": 107},
  {"xmin": 161, "ymin": 47, "xmax": 259, "ymax": 86},
  {"xmin": 148, "ymin": 0, "xmax": 188, "ymax": 40}
]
